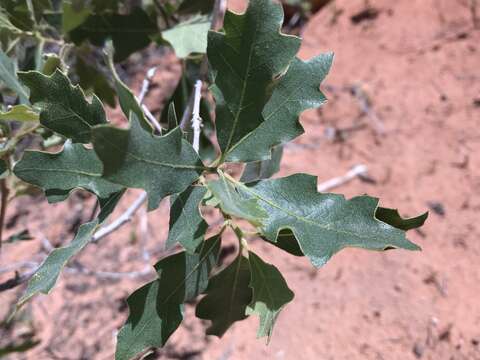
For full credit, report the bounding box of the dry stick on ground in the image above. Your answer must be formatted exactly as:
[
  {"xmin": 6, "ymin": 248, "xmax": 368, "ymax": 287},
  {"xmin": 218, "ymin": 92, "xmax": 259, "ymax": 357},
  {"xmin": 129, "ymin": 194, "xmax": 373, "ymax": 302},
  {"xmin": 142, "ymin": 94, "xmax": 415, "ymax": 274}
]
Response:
[{"xmin": 317, "ymin": 164, "xmax": 368, "ymax": 192}]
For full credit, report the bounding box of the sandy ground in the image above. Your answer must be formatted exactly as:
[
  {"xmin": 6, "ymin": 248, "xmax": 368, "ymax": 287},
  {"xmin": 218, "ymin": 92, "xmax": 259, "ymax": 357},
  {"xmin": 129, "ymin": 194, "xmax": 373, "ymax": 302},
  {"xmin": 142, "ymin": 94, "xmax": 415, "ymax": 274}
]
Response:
[{"xmin": 1, "ymin": 0, "xmax": 480, "ymax": 359}]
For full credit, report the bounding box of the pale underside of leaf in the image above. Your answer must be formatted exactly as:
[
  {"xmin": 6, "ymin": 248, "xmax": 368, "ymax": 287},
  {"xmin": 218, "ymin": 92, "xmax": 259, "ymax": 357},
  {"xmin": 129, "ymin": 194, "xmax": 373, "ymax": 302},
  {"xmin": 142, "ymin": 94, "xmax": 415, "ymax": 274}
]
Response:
[{"xmin": 218, "ymin": 174, "xmax": 420, "ymax": 268}]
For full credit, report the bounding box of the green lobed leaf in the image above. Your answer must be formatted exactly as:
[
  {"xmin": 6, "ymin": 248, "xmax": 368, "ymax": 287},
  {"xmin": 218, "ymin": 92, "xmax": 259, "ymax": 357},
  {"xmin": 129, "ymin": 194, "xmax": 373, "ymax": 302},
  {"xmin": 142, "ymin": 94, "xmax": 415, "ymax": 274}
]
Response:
[
  {"xmin": 166, "ymin": 185, "xmax": 208, "ymax": 253},
  {"xmin": 215, "ymin": 174, "xmax": 422, "ymax": 268},
  {"xmin": 92, "ymin": 118, "xmax": 204, "ymax": 211},
  {"xmin": 0, "ymin": 49, "xmax": 29, "ymax": 104},
  {"xmin": 240, "ymin": 145, "xmax": 283, "ymax": 183},
  {"xmin": 70, "ymin": 8, "xmax": 157, "ymax": 62},
  {"xmin": 207, "ymin": 172, "xmax": 267, "ymax": 226},
  {"xmin": 17, "ymin": 190, "xmax": 123, "ymax": 308},
  {"xmin": 162, "ymin": 15, "xmax": 211, "ymax": 58},
  {"xmin": 225, "ymin": 54, "xmax": 333, "ymax": 162},
  {"xmin": 196, "ymin": 252, "xmax": 252, "ymax": 337},
  {"xmin": 246, "ymin": 251, "xmax": 294, "ymax": 341},
  {"xmin": 209, "ymin": 0, "xmax": 300, "ymax": 160},
  {"xmin": 0, "ymin": 105, "xmax": 39, "ymax": 122},
  {"xmin": 115, "ymin": 234, "xmax": 222, "ymax": 360},
  {"xmin": 18, "ymin": 221, "xmax": 98, "ymax": 307},
  {"xmin": 18, "ymin": 70, "xmax": 107, "ymax": 143},
  {"xmin": 14, "ymin": 141, "xmax": 123, "ymax": 201}
]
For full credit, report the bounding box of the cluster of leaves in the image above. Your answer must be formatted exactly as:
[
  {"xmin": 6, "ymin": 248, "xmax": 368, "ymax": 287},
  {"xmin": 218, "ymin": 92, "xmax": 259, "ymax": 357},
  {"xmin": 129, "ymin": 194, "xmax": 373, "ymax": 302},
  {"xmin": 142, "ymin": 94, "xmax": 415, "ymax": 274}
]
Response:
[{"xmin": 0, "ymin": 1, "xmax": 427, "ymax": 359}]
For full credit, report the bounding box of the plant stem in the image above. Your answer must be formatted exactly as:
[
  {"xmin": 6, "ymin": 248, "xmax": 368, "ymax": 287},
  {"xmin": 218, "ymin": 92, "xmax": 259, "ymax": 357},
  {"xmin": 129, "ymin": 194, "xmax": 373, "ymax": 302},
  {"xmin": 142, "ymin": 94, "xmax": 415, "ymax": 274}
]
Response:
[
  {"xmin": 191, "ymin": 80, "xmax": 203, "ymax": 153},
  {"xmin": 0, "ymin": 179, "xmax": 9, "ymax": 249}
]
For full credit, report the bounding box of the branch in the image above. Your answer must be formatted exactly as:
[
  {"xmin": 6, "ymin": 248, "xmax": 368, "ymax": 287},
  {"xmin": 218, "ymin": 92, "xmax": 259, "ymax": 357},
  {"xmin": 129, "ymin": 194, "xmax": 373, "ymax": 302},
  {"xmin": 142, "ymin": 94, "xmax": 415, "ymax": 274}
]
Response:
[
  {"xmin": 0, "ymin": 179, "xmax": 9, "ymax": 248},
  {"xmin": 191, "ymin": 80, "xmax": 203, "ymax": 153},
  {"xmin": 92, "ymin": 192, "xmax": 147, "ymax": 243},
  {"xmin": 180, "ymin": 90, "xmax": 196, "ymax": 131},
  {"xmin": 180, "ymin": 0, "xmax": 227, "ymax": 131},
  {"xmin": 211, "ymin": 0, "xmax": 227, "ymax": 31},
  {"xmin": 65, "ymin": 263, "xmax": 152, "ymax": 280},
  {"xmin": 142, "ymin": 104, "xmax": 163, "ymax": 135},
  {"xmin": 317, "ymin": 164, "xmax": 368, "ymax": 192},
  {"xmin": 138, "ymin": 66, "xmax": 157, "ymax": 104},
  {"xmin": 0, "ymin": 268, "xmax": 37, "ymax": 292}
]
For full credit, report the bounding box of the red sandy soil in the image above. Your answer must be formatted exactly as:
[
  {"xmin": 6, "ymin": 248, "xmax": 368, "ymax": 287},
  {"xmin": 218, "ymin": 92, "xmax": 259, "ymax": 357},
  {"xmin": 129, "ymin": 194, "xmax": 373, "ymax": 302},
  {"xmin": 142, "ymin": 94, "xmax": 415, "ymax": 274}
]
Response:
[{"xmin": 1, "ymin": 0, "xmax": 480, "ymax": 359}]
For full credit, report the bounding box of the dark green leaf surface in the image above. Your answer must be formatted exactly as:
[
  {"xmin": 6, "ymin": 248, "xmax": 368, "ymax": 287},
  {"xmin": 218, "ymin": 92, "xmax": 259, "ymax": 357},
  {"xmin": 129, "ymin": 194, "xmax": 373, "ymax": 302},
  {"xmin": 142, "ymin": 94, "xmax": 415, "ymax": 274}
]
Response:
[
  {"xmin": 0, "ymin": 49, "xmax": 29, "ymax": 104},
  {"xmin": 76, "ymin": 56, "xmax": 116, "ymax": 108},
  {"xmin": 240, "ymin": 146, "xmax": 283, "ymax": 183},
  {"xmin": 225, "ymin": 54, "xmax": 333, "ymax": 162},
  {"xmin": 207, "ymin": 173, "xmax": 267, "ymax": 226},
  {"xmin": 246, "ymin": 251, "xmax": 294, "ymax": 341},
  {"xmin": 196, "ymin": 253, "xmax": 252, "ymax": 337},
  {"xmin": 166, "ymin": 186, "xmax": 208, "ymax": 253},
  {"xmin": 0, "ymin": 105, "xmax": 39, "ymax": 122},
  {"xmin": 162, "ymin": 15, "xmax": 211, "ymax": 58},
  {"xmin": 115, "ymin": 235, "xmax": 222, "ymax": 360},
  {"xmin": 18, "ymin": 70, "xmax": 107, "ymax": 143},
  {"xmin": 209, "ymin": 0, "xmax": 300, "ymax": 159},
  {"xmin": 376, "ymin": 207, "xmax": 428, "ymax": 231},
  {"xmin": 14, "ymin": 141, "xmax": 123, "ymax": 201},
  {"xmin": 178, "ymin": 0, "xmax": 215, "ymax": 15},
  {"xmin": 92, "ymin": 119, "xmax": 204, "ymax": 211},
  {"xmin": 266, "ymin": 229, "xmax": 303, "ymax": 257},
  {"xmin": 221, "ymin": 174, "xmax": 421, "ymax": 268},
  {"xmin": 70, "ymin": 8, "xmax": 157, "ymax": 62}
]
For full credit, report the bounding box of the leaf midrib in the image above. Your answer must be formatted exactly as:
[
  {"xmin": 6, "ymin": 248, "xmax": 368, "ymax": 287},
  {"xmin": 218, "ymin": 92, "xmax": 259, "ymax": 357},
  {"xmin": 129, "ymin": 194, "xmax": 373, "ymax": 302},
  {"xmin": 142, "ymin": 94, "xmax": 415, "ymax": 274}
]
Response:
[
  {"xmin": 16, "ymin": 167, "xmax": 100, "ymax": 177},
  {"xmin": 228, "ymin": 176, "xmax": 377, "ymax": 241},
  {"xmin": 222, "ymin": 16, "xmax": 258, "ymax": 155},
  {"xmin": 99, "ymin": 132, "xmax": 205, "ymax": 171}
]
